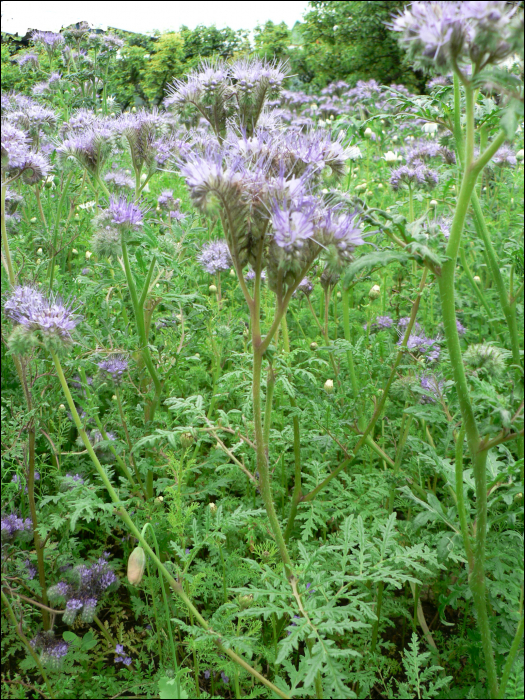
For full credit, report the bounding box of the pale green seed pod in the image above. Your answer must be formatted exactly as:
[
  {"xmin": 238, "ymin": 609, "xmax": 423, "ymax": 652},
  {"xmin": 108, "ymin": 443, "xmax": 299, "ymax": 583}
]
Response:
[{"xmin": 127, "ymin": 546, "xmax": 146, "ymax": 585}]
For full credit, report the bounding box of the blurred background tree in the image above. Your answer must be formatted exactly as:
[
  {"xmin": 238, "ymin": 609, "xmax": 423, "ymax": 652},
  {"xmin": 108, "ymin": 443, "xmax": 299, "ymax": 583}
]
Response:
[{"xmin": 295, "ymin": 1, "xmax": 425, "ymax": 90}]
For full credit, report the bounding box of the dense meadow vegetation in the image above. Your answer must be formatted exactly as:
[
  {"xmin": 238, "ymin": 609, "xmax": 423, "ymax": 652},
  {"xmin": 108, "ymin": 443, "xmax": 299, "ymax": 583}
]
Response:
[{"xmin": 1, "ymin": 2, "xmax": 524, "ymax": 699}]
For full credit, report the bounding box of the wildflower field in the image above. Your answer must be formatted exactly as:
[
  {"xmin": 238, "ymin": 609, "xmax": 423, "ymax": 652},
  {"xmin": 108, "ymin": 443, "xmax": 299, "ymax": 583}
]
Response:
[{"xmin": 1, "ymin": 3, "xmax": 524, "ymax": 699}]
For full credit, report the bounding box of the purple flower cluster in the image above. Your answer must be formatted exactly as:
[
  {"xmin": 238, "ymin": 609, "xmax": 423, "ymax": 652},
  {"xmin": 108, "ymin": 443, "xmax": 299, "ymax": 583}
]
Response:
[
  {"xmin": 373, "ymin": 315, "xmax": 394, "ymax": 329},
  {"xmin": 4, "ymin": 285, "xmax": 81, "ymax": 349},
  {"xmin": 419, "ymin": 375, "xmax": 445, "ymax": 403},
  {"xmin": 400, "ymin": 332, "xmax": 441, "ymax": 363},
  {"xmin": 198, "ymin": 240, "xmax": 232, "ymax": 274},
  {"xmin": 108, "ymin": 196, "xmax": 144, "ymax": 228},
  {"xmin": 390, "ymin": 1, "xmax": 522, "ymax": 74},
  {"xmin": 1, "ymin": 512, "xmax": 32, "ymax": 542},
  {"xmin": 97, "ymin": 355, "xmax": 129, "ymax": 385},
  {"xmin": 104, "ymin": 170, "xmax": 134, "ymax": 189},
  {"xmin": 1, "ymin": 122, "xmax": 50, "ymax": 183},
  {"xmin": 31, "ymin": 31, "xmax": 65, "ymax": 51},
  {"xmin": 31, "ymin": 632, "xmax": 69, "ymax": 671},
  {"xmin": 492, "ymin": 144, "xmax": 517, "ymax": 167},
  {"xmin": 390, "ymin": 164, "xmax": 439, "ymax": 191},
  {"xmin": 405, "ymin": 139, "xmax": 455, "ymax": 165},
  {"xmin": 114, "ymin": 644, "xmax": 132, "ymax": 666},
  {"xmin": 47, "ymin": 554, "xmax": 118, "ymax": 625}
]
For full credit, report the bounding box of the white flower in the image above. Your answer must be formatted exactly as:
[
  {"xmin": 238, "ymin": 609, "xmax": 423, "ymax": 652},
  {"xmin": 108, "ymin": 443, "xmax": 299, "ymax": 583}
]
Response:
[
  {"xmin": 347, "ymin": 145, "xmax": 362, "ymax": 160},
  {"xmin": 318, "ymin": 119, "xmax": 326, "ymax": 127},
  {"xmin": 78, "ymin": 200, "xmax": 96, "ymax": 211},
  {"xmin": 422, "ymin": 122, "xmax": 439, "ymax": 135},
  {"xmin": 85, "ymin": 251, "xmax": 92, "ymax": 260},
  {"xmin": 383, "ymin": 151, "xmax": 398, "ymax": 163}
]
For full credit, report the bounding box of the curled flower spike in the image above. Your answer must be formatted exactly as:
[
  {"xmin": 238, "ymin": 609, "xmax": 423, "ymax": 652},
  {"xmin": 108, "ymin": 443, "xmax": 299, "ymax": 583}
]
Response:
[
  {"xmin": 31, "ymin": 632, "xmax": 69, "ymax": 671},
  {"xmin": 390, "ymin": 1, "xmax": 522, "ymax": 75},
  {"xmin": 4, "ymin": 285, "xmax": 82, "ymax": 353}
]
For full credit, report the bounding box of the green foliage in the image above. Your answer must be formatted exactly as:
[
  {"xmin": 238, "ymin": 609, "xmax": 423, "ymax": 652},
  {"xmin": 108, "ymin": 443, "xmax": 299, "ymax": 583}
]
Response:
[
  {"xmin": 254, "ymin": 21, "xmax": 292, "ymax": 62},
  {"xmin": 142, "ymin": 33, "xmax": 186, "ymax": 106},
  {"xmin": 296, "ymin": 1, "xmax": 425, "ymax": 89}
]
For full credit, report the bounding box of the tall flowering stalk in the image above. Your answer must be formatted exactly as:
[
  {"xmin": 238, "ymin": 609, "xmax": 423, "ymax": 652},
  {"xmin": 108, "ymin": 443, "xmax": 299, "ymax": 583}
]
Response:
[
  {"xmin": 172, "ymin": 59, "xmax": 366, "ymax": 576},
  {"xmin": 391, "ymin": 3, "xmax": 524, "ymax": 697}
]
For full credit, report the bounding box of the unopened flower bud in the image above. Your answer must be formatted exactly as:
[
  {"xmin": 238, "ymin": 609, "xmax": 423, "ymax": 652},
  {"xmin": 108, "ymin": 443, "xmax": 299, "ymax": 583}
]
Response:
[
  {"xmin": 429, "ymin": 199, "xmax": 438, "ymax": 207},
  {"xmin": 377, "ymin": 183, "xmax": 383, "ymax": 190},
  {"xmin": 516, "ymin": 149, "xmax": 524, "ymax": 161},
  {"xmin": 127, "ymin": 546, "xmax": 146, "ymax": 585},
  {"xmin": 324, "ymin": 379, "xmax": 334, "ymax": 394},
  {"xmin": 229, "ymin": 268, "xmax": 236, "ymax": 277},
  {"xmin": 59, "ymin": 404, "xmax": 66, "ymax": 411},
  {"xmin": 473, "ymin": 275, "xmax": 482, "ymax": 283},
  {"xmin": 310, "ymin": 342, "xmax": 318, "ymax": 351},
  {"xmin": 364, "ymin": 127, "xmax": 373, "ymax": 136},
  {"xmin": 208, "ymin": 502, "xmax": 217, "ymax": 514},
  {"xmin": 238, "ymin": 594, "xmax": 253, "ymax": 609},
  {"xmin": 36, "ymin": 258, "xmax": 41, "ymax": 264},
  {"xmin": 37, "ymin": 248, "xmax": 43, "ymax": 255},
  {"xmin": 30, "ymin": 217, "xmax": 37, "ymax": 223},
  {"xmin": 369, "ymin": 284, "xmax": 381, "ymax": 300},
  {"xmin": 72, "ymin": 249, "xmax": 78, "ymax": 255},
  {"xmin": 209, "ymin": 284, "xmax": 217, "ymax": 293},
  {"xmin": 112, "ymin": 395, "xmax": 117, "ymax": 401},
  {"xmin": 180, "ymin": 432, "xmax": 194, "ymax": 449},
  {"xmin": 85, "ymin": 251, "xmax": 92, "ymax": 260},
  {"xmin": 155, "ymin": 496, "xmax": 164, "ymax": 503}
]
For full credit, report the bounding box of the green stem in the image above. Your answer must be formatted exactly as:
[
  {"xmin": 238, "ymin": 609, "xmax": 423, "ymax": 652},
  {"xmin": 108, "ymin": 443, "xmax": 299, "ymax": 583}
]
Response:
[
  {"xmin": 470, "ymin": 191, "xmax": 522, "ymax": 371},
  {"xmin": 342, "ymin": 288, "xmax": 358, "ymax": 396},
  {"xmin": 50, "ymin": 350, "xmax": 290, "ymax": 700},
  {"xmin": 281, "ymin": 317, "xmax": 302, "ymax": 543},
  {"xmin": 48, "ymin": 172, "xmax": 73, "ymax": 288},
  {"xmin": 263, "ymin": 365, "xmax": 276, "ymax": 454},
  {"xmin": 455, "ymin": 426, "xmax": 474, "ymax": 573},
  {"xmin": 438, "ymin": 74, "xmax": 500, "ymax": 700},
  {"xmin": 1, "ymin": 182, "xmax": 16, "ymax": 284},
  {"xmin": 499, "ymin": 607, "xmax": 524, "ymax": 698},
  {"xmin": 1, "ymin": 591, "xmax": 55, "ymax": 699},
  {"xmin": 142, "ymin": 523, "xmax": 179, "ymax": 675}
]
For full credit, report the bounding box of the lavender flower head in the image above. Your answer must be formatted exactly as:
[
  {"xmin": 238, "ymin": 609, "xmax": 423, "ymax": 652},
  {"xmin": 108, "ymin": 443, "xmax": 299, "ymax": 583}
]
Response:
[
  {"xmin": 399, "ymin": 332, "xmax": 441, "ymax": 362},
  {"xmin": 492, "ymin": 144, "xmax": 517, "ymax": 167},
  {"xmin": 104, "ymin": 170, "xmax": 134, "ymax": 190},
  {"xmin": 374, "ymin": 315, "xmax": 394, "ymax": 329},
  {"xmin": 198, "ymin": 239, "xmax": 232, "ymax": 274},
  {"xmin": 31, "ymin": 632, "xmax": 69, "ymax": 671},
  {"xmin": 390, "ymin": 164, "xmax": 439, "ymax": 191},
  {"xmin": 296, "ymin": 277, "xmax": 314, "ymax": 296},
  {"xmin": 1, "ymin": 512, "xmax": 33, "ymax": 542},
  {"xmin": 115, "ymin": 644, "xmax": 132, "ymax": 666},
  {"xmin": 97, "ymin": 355, "xmax": 129, "ymax": 385},
  {"xmin": 390, "ymin": 1, "xmax": 522, "ymax": 74},
  {"xmin": 15, "ymin": 53, "xmax": 40, "ymax": 70},
  {"xmin": 4, "ymin": 285, "xmax": 81, "ymax": 352},
  {"xmin": 419, "ymin": 374, "xmax": 445, "ymax": 403},
  {"xmin": 48, "ymin": 555, "xmax": 119, "ymax": 625},
  {"xmin": 31, "ymin": 31, "xmax": 65, "ymax": 53},
  {"xmin": 108, "ymin": 196, "xmax": 144, "ymax": 228}
]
